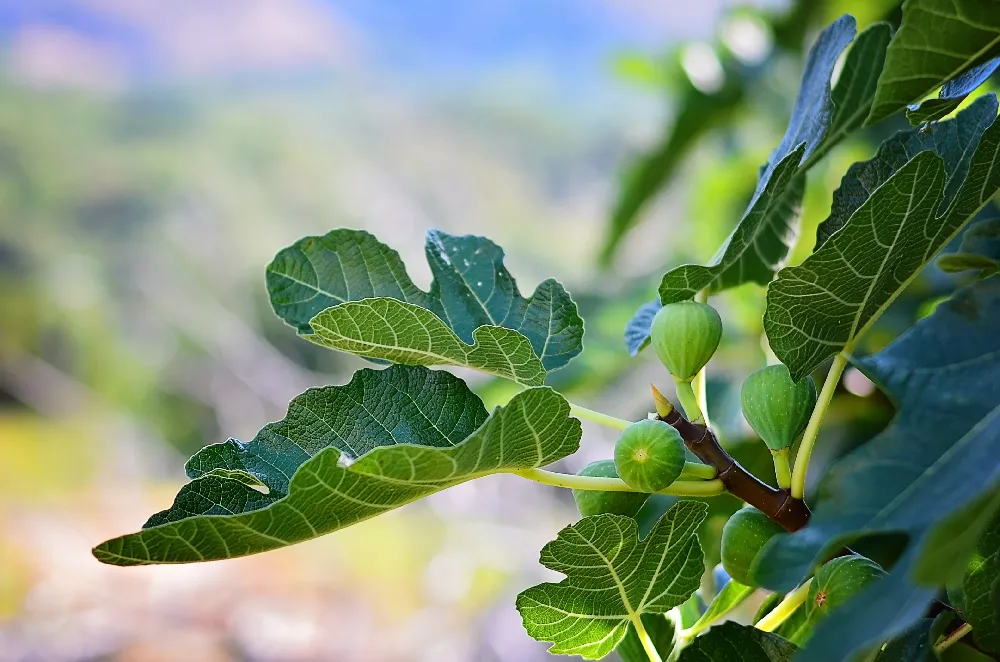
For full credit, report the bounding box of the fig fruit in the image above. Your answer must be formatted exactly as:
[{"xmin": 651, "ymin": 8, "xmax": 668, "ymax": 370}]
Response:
[
  {"xmin": 572, "ymin": 460, "xmax": 650, "ymax": 518},
  {"xmin": 740, "ymin": 364, "xmax": 817, "ymax": 452},
  {"xmin": 720, "ymin": 506, "xmax": 785, "ymax": 586},
  {"xmin": 806, "ymin": 555, "xmax": 886, "ymax": 622},
  {"xmin": 650, "ymin": 301, "xmax": 723, "ymax": 381},
  {"xmin": 613, "ymin": 420, "xmax": 687, "ymax": 493}
]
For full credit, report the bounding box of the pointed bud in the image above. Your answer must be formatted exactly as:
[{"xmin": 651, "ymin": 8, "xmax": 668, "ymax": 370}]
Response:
[{"xmin": 650, "ymin": 383, "xmax": 675, "ymax": 418}]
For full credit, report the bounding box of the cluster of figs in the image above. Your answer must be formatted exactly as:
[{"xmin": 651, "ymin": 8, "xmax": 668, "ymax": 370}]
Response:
[{"xmin": 573, "ymin": 301, "xmax": 885, "ymax": 638}]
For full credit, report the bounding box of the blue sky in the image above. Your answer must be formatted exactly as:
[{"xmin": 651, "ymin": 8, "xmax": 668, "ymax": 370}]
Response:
[{"xmin": 0, "ymin": 0, "xmax": 763, "ymax": 87}]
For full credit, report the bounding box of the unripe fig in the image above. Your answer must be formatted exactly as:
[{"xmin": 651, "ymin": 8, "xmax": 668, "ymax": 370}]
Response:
[
  {"xmin": 572, "ymin": 460, "xmax": 650, "ymax": 518},
  {"xmin": 720, "ymin": 506, "xmax": 785, "ymax": 586},
  {"xmin": 613, "ymin": 420, "xmax": 686, "ymax": 493},
  {"xmin": 650, "ymin": 301, "xmax": 723, "ymax": 381},
  {"xmin": 740, "ymin": 364, "xmax": 817, "ymax": 452},
  {"xmin": 806, "ymin": 555, "xmax": 886, "ymax": 623}
]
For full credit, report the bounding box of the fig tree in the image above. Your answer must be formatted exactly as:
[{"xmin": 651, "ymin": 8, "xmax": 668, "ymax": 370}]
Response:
[
  {"xmin": 741, "ymin": 364, "xmax": 817, "ymax": 452},
  {"xmin": 613, "ymin": 419, "xmax": 687, "ymax": 493},
  {"xmin": 649, "ymin": 300, "xmax": 723, "ymax": 381},
  {"xmin": 720, "ymin": 506, "xmax": 785, "ymax": 586},
  {"xmin": 806, "ymin": 555, "xmax": 886, "ymax": 623},
  {"xmin": 572, "ymin": 460, "xmax": 650, "ymax": 518}
]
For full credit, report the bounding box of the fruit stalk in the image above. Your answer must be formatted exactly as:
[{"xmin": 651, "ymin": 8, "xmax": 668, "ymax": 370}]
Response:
[
  {"xmin": 791, "ymin": 354, "xmax": 848, "ymax": 499},
  {"xmin": 756, "ymin": 579, "xmax": 812, "ymax": 631},
  {"xmin": 657, "ymin": 408, "xmax": 811, "ymax": 532}
]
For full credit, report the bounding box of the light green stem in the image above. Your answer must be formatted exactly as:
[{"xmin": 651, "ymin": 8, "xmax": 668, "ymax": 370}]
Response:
[
  {"xmin": 513, "ymin": 468, "xmax": 725, "ymax": 497},
  {"xmin": 756, "ymin": 579, "xmax": 812, "ymax": 632},
  {"xmin": 771, "ymin": 450, "xmax": 792, "ymax": 490},
  {"xmin": 680, "ymin": 462, "xmax": 718, "ymax": 480},
  {"xmin": 673, "ymin": 379, "xmax": 705, "ymax": 425},
  {"xmin": 694, "ymin": 290, "xmax": 712, "ymax": 427},
  {"xmin": 790, "ymin": 353, "xmax": 848, "ymax": 500},
  {"xmin": 569, "ymin": 403, "xmax": 632, "ymax": 431},
  {"xmin": 934, "ymin": 623, "xmax": 973, "ymax": 653},
  {"xmin": 631, "ymin": 615, "xmax": 663, "ymax": 662}
]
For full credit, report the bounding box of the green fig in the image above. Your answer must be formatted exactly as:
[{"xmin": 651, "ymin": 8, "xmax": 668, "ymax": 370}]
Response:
[
  {"xmin": 740, "ymin": 364, "xmax": 817, "ymax": 452},
  {"xmin": 720, "ymin": 506, "xmax": 785, "ymax": 586},
  {"xmin": 572, "ymin": 460, "xmax": 650, "ymax": 518},
  {"xmin": 650, "ymin": 301, "xmax": 723, "ymax": 381},
  {"xmin": 806, "ymin": 555, "xmax": 886, "ymax": 623},
  {"xmin": 613, "ymin": 420, "xmax": 687, "ymax": 493}
]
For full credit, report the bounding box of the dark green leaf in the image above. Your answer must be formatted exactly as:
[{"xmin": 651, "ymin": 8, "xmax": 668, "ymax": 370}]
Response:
[
  {"xmin": 753, "ymin": 277, "xmax": 1000, "ymax": 661},
  {"xmin": 516, "ymin": 503, "xmax": 707, "ymax": 659},
  {"xmin": 93, "ymin": 367, "xmax": 581, "ymax": 565},
  {"xmin": 874, "ymin": 619, "xmax": 936, "ymax": 661},
  {"xmin": 626, "ymin": 20, "xmax": 891, "ymax": 351},
  {"xmin": 816, "ymin": 97, "xmax": 999, "ymax": 249},
  {"xmin": 266, "ymin": 229, "xmax": 583, "ymax": 373},
  {"xmin": 616, "ymin": 614, "xmax": 678, "ymax": 662},
  {"xmin": 961, "ymin": 505, "xmax": 1000, "ymax": 652},
  {"xmin": 677, "ymin": 622, "xmax": 796, "ymax": 662},
  {"xmin": 906, "ymin": 56, "xmax": 1000, "ymax": 126},
  {"xmin": 868, "ymin": 0, "xmax": 1000, "ymax": 124},
  {"xmin": 915, "ymin": 488, "xmax": 1000, "ymax": 586},
  {"xmin": 765, "ymin": 95, "xmax": 1000, "ymax": 380},
  {"xmin": 938, "ymin": 217, "xmax": 1000, "ymax": 276}
]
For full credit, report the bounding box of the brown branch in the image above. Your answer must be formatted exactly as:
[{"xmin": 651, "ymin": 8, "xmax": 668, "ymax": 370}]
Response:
[{"xmin": 658, "ymin": 408, "xmax": 811, "ymax": 532}]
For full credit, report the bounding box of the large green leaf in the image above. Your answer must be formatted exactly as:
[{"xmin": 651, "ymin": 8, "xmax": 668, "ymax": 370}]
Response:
[
  {"xmin": 625, "ymin": 20, "xmax": 891, "ymax": 352},
  {"xmin": 961, "ymin": 506, "xmax": 1000, "ymax": 653},
  {"xmin": 873, "ymin": 620, "xmax": 936, "ymax": 662},
  {"xmin": 93, "ymin": 366, "xmax": 581, "ymax": 565},
  {"xmin": 308, "ymin": 299, "xmax": 546, "ymax": 386},
  {"xmin": 516, "ymin": 503, "xmax": 706, "ymax": 660},
  {"xmin": 765, "ymin": 95, "xmax": 1000, "ymax": 380},
  {"xmin": 752, "ymin": 277, "xmax": 1000, "ymax": 661},
  {"xmin": 905, "ymin": 56, "xmax": 1000, "ymax": 126},
  {"xmin": 867, "ymin": 0, "xmax": 1000, "ymax": 124},
  {"xmin": 266, "ymin": 229, "xmax": 584, "ymax": 374},
  {"xmin": 676, "ymin": 622, "xmax": 796, "ymax": 662}
]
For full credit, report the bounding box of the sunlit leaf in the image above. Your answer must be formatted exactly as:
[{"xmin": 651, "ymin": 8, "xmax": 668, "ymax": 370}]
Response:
[
  {"xmin": 765, "ymin": 95, "xmax": 1000, "ymax": 380},
  {"xmin": 266, "ymin": 229, "xmax": 584, "ymax": 373},
  {"xmin": 516, "ymin": 502, "xmax": 706, "ymax": 659},
  {"xmin": 309, "ymin": 298, "xmax": 546, "ymax": 385},
  {"xmin": 93, "ymin": 366, "xmax": 581, "ymax": 565},
  {"xmin": 868, "ymin": 0, "xmax": 1000, "ymax": 124}
]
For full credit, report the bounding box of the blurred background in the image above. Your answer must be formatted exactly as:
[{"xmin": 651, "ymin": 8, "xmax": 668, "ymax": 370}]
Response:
[{"xmin": 0, "ymin": 0, "xmax": 990, "ymax": 660}]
